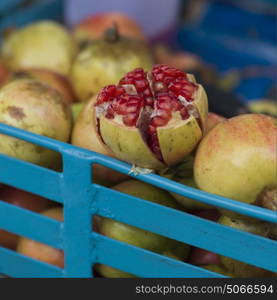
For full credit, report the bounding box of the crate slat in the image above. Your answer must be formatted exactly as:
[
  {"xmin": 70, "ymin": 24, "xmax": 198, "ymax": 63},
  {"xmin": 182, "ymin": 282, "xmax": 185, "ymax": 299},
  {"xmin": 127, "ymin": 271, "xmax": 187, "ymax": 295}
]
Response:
[
  {"xmin": 0, "ymin": 201, "xmax": 62, "ymax": 249},
  {"xmin": 92, "ymin": 233, "xmax": 226, "ymax": 278},
  {"xmin": 0, "ymin": 247, "xmax": 62, "ymax": 278},
  {"xmin": 92, "ymin": 185, "xmax": 277, "ymax": 273},
  {"xmin": 0, "ymin": 154, "xmax": 62, "ymax": 203},
  {"xmin": 92, "ymin": 156, "xmax": 277, "ymax": 223}
]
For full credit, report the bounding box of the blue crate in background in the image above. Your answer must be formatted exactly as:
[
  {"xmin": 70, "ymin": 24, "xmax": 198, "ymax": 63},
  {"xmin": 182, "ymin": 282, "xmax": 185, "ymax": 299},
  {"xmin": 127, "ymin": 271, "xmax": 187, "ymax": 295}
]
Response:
[
  {"xmin": 0, "ymin": 0, "xmax": 25, "ymax": 14},
  {"xmin": 177, "ymin": 0, "xmax": 277, "ymax": 101},
  {"xmin": 0, "ymin": 124, "xmax": 276, "ymax": 278},
  {"xmin": 0, "ymin": 0, "xmax": 65, "ymax": 35}
]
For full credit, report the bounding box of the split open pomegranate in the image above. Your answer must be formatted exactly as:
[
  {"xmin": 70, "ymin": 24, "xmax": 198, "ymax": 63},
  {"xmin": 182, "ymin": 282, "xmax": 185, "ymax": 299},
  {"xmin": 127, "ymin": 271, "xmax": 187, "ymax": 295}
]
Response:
[{"xmin": 95, "ymin": 64, "xmax": 208, "ymax": 170}]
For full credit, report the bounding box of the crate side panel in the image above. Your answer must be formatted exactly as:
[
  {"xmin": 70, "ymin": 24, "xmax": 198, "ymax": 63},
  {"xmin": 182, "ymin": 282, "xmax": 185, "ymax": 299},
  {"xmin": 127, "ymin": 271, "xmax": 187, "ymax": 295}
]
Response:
[
  {"xmin": 0, "ymin": 247, "xmax": 62, "ymax": 278},
  {"xmin": 0, "ymin": 201, "xmax": 62, "ymax": 249},
  {"xmin": 92, "ymin": 233, "xmax": 226, "ymax": 278},
  {"xmin": 0, "ymin": 154, "xmax": 62, "ymax": 203},
  {"xmin": 92, "ymin": 186, "xmax": 277, "ymax": 272},
  {"xmin": 92, "ymin": 157, "xmax": 277, "ymax": 223}
]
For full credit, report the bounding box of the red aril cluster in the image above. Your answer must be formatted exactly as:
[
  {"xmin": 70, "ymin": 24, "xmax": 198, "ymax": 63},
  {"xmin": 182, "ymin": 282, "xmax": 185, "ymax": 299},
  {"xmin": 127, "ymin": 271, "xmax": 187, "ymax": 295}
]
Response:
[{"xmin": 95, "ymin": 64, "xmax": 208, "ymax": 169}]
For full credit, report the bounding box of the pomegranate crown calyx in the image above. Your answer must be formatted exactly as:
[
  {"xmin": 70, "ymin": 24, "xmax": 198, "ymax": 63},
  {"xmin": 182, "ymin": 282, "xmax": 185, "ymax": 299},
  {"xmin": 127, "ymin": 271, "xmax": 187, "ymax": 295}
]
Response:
[{"xmin": 104, "ymin": 23, "xmax": 120, "ymax": 43}]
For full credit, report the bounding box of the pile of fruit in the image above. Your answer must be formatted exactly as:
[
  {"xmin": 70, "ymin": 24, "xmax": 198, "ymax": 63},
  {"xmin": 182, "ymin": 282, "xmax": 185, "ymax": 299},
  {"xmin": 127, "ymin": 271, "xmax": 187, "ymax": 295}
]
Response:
[{"xmin": 0, "ymin": 13, "xmax": 276, "ymax": 278}]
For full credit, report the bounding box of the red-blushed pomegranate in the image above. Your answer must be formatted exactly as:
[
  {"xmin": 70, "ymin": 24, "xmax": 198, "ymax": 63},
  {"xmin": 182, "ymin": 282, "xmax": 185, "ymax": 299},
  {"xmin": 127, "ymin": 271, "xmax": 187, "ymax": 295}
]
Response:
[
  {"xmin": 188, "ymin": 247, "xmax": 220, "ymax": 266},
  {"xmin": 95, "ymin": 64, "xmax": 208, "ymax": 170},
  {"xmin": 73, "ymin": 12, "xmax": 146, "ymax": 46},
  {"xmin": 153, "ymin": 44, "xmax": 202, "ymax": 72},
  {"xmin": 16, "ymin": 208, "xmax": 64, "ymax": 268},
  {"xmin": 194, "ymin": 114, "xmax": 277, "ymax": 205},
  {"xmin": 71, "ymin": 96, "xmax": 129, "ymax": 185},
  {"xmin": 0, "ymin": 186, "xmax": 51, "ymax": 249}
]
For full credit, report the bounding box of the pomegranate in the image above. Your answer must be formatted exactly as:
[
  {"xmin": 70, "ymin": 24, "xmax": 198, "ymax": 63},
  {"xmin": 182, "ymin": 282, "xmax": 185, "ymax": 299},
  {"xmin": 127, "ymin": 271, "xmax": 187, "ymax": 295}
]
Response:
[
  {"xmin": 256, "ymin": 185, "xmax": 277, "ymax": 212},
  {"xmin": 194, "ymin": 114, "xmax": 277, "ymax": 205},
  {"xmin": 247, "ymin": 99, "xmax": 277, "ymax": 118},
  {"xmin": 188, "ymin": 247, "xmax": 220, "ymax": 266},
  {"xmin": 218, "ymin": 215, "xmax": 275, "ymax": 277},
  {"xmin": 153, "ymin": 44, "xmax": 202, "ymax": 71},
  {"xmin": 204, "ymin": 112, "xmax": 226, "ymax": 134},
  {"xmin": 0, "ymin": 61, "xmax": 9, "ymax": 86},
  {"xmin": 71, "ymin": 96, "xmax": 129, "ymax": 185},
  {"xmin": 0, "ymin": 79, "xmax": 73, "ymax": 169},
  {"xmin": 95, "ymin": 65, "xmax": 208, "ymax": 170},
  {"xmin": 0, "ymin": 186, "xmax": 51, "ymax": 249},
  {"xmin": 96, "ymin": 180, "xmax": 190, "ymax": 278},
  {"xmin": 73, "ymin": 12, "xmax": 146, "ymax": 46},
  {"xmin": 1, "ymin": 21, "xmax": 77, "ymax": 75},
  {"xmin": 70, "ymin": 25, "xmax": 153, "ymax": 101},
  {"xmin": 7, "ymin": 68, "xmax": 76, "ymax": 105},
  {"xmin": 16, "ymin": 208, "xmax": 64, "ymax": 268}
]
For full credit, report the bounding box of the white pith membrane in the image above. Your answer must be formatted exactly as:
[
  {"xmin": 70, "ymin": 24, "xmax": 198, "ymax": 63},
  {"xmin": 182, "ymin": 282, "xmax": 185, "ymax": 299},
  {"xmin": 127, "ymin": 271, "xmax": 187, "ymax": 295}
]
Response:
[{"xmin": 95, "ymin": 72, "xmax": 203, "ymax": 164}]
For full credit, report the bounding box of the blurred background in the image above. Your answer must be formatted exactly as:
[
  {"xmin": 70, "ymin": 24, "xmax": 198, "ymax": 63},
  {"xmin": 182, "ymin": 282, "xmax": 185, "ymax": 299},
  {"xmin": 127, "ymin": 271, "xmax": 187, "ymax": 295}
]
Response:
[{"xmin": 0, "ymin": 0, "xmax": 276, "ymax": 117}]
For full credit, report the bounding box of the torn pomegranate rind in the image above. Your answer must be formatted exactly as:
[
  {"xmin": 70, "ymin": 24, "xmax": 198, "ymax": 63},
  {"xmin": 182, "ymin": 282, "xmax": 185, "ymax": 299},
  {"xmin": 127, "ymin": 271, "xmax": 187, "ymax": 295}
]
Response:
[
  {"xmin": 99, "ymin": 115, "xmax": 165, "ymax": 169},
  {"xmin": 94, "ymin": 65, "xmax": 208, "ymax": 170}
]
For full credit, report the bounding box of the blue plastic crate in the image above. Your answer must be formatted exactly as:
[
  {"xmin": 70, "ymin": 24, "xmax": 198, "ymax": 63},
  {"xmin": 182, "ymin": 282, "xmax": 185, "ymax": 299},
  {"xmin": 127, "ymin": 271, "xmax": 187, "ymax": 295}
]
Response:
[
  {"xmin": 0, "ymin": 123, "xmax": 276, "ymax": 278},
  {"xmin": 177, "ymin": 0, "xmax": 277, "ymax": 101},
  {"xmin": 0, "ymin": 0, "xmax": 65, "ymax": 35},
  {"xmin": 0, "ymin": 0, "xmax": 25, "ymax": 14}
]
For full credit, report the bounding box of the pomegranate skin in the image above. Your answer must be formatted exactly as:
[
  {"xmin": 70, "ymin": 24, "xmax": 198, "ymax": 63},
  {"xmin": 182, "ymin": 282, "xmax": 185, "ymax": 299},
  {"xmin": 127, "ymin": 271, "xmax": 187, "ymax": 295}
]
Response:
[
  {"xmin": 0, "ymin": 79, "xmax": 73, "ymax": 169},
  {"xmin": 204, "ymin": 112, "xmax": 226, "ymax": 134},
  {"xmin": 7, "ymin": 68, "xmax": 77, "ymax": 105},
  {"xmin": 194, "ymin": 114, "xmax": 277, "ymax": 204},
  {"xmin": 70, "ymin": 30, "xmax": 153, "ymax": 102},
  {"xmin": 71, "ymin": 96, "xmax": 129, "ymax": 185},
  {"xmin": 0, "ymin": 62, "xmax": 10, "ymax": 86},
  {"xmin": 73, "ymin": 12, "xmax": 146, "ymax": 45},
  {"xmin": 1, "ymin": 21, "xmax": 77, "ymax": 76},
  {"xmin": 188, "ymin": 247, "xmax": 220, "ymax": 266}
]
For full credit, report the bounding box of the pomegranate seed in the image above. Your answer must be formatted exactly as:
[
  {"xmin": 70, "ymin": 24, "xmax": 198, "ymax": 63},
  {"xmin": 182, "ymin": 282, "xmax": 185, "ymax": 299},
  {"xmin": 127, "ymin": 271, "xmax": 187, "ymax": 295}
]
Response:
[
  {"xmin": 151, "ymin": 116, "xmax": 168, "ymax": 127},
  {"xmin": 123, "ymin": 114, "xmax": 137, "ymax": 126}
]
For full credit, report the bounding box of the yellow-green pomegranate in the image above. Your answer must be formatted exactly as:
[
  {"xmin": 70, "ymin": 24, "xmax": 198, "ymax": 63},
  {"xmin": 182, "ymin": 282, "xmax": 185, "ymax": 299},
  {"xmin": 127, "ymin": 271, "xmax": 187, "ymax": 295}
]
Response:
[
  {"xmin": 247, "ymin": 99, "xmax": 277, "ymax": 118},
  {"xmin": 194, "ymin": 114, "xmax": 277, "ymax": 205},
  {"xmin": 218, "ymin": 215, "xmax": 275, "ymax": 278},
  {"xmin": 95, "ymin": 180, "xmax": 190, "ymax": 278},
  {"xmin": 70, "ymin": 26, "xmax": 153, "ymax": 101},
  {"xmin": 71, "ymin": 96, "xmax": 129, "ymax": 185},
  {"xmin": 0, "ymin": 79, "xmax": 73, "ymax": 169},
  {"xmin": 1, "ymin": 21, "xmax": 77, "ymax": 75},
  {"xmin": 5, "ymin": 68, "xmax": 77, "ymax": 105}
]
